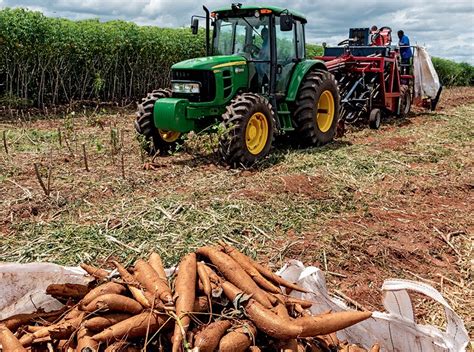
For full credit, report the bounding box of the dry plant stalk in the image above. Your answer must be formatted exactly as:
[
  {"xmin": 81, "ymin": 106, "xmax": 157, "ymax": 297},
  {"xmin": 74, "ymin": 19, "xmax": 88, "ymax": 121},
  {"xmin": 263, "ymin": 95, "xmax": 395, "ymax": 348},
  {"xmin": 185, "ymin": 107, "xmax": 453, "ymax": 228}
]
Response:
[
  {"xmin": 82, "ymin": 142, "xmax": 89, "ymax": 172},
  {"xmin": 120, "ymin": 151, "xmax": 125, "ymax": 179},
  {"xmin": 33, "ymin": 163, "xmax": 50, "ymax": 196},
  {"xmin": 2, "ymin": 130, "xmax": 8, "ymax": 155}
]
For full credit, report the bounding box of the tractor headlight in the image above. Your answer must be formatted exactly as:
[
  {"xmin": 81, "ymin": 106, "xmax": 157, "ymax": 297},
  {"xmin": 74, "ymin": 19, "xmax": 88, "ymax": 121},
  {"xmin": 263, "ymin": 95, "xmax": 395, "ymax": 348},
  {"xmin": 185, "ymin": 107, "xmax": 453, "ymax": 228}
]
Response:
[{"xmin": 172, "ymin": 82, "xmax": 200, "ymax": 94}]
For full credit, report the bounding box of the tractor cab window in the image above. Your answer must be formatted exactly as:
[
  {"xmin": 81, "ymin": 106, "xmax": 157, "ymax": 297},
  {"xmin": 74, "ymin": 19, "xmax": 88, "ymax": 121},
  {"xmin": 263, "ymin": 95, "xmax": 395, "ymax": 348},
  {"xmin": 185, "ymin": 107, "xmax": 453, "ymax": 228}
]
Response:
[
  {"xmin": 216, "ymin": 22, "xmax": 233, "ymax": 55},
  {"xmin": 276, "ymin": 22, "xmax": 296, "ymax": 63},
  {"xmin": 214, "ymin": 16, "xmax": 270, "ymax": 58},
  {"xmin": 275, "ymin": 16, "xmax": 298, "ymax": 94},
  {"xmin": 234, "ymin": 24, "xmax": 247, "ymax": 54}
]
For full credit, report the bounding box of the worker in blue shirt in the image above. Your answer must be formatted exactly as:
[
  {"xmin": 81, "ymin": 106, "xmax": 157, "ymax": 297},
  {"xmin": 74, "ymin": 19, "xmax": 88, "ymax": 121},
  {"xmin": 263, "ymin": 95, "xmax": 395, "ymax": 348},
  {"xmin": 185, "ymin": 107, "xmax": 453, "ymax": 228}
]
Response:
[{"xmin": 398, "ymin": 30, "xmax": 412, "ymax": 74}]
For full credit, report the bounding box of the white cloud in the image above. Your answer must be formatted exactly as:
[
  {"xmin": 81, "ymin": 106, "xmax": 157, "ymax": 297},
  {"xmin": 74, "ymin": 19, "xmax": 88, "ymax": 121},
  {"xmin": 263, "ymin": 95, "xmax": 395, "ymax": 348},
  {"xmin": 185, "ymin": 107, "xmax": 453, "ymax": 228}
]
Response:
[{"xmin": 1, "ymin": 0, "xmax": 473, "ymax": 63}]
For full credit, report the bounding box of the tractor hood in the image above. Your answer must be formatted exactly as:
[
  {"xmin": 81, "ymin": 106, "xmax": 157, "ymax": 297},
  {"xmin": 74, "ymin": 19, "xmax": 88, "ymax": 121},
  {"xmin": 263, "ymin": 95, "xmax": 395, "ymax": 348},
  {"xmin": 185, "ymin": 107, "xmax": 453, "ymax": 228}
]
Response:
[{"xmin": 172, "ymin": 55, "xmax": 247, "ymax": 71}]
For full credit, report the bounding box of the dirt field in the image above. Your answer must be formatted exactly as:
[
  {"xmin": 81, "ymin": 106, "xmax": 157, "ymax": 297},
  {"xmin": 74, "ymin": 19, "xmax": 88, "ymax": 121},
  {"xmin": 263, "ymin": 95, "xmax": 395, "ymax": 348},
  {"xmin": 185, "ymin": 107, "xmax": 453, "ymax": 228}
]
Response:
[{"xmin": 1, "ymin": 87, "xmax": 473, "ymax": 333}]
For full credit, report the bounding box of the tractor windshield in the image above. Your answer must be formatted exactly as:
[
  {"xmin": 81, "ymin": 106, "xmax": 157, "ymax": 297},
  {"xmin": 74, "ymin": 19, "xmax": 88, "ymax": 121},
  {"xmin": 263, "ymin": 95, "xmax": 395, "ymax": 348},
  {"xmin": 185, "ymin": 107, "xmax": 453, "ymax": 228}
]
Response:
[{"xmin": 214, "ymin": 15, "xmax": 270, "ymax": 59}]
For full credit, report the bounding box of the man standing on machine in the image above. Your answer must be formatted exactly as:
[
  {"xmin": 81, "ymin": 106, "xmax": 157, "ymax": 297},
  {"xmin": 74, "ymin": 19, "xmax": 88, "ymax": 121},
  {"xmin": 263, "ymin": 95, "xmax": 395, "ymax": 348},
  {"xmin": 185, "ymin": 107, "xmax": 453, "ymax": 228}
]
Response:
[
  {"xmin": 398, "ymin": 30, "xmax": 412, "ymax": 74},
  {"xmin": 370, "ymin": 25, "xmax": 383, "ymax": 46}
]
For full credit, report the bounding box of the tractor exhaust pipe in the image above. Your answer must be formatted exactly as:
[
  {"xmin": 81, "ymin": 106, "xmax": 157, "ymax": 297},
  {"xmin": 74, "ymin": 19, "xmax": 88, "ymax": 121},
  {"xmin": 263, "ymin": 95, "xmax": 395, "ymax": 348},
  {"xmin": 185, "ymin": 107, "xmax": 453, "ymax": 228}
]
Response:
[{"xmin": 203, "ymin": 6, "xmax": 210, "ymax": 56}]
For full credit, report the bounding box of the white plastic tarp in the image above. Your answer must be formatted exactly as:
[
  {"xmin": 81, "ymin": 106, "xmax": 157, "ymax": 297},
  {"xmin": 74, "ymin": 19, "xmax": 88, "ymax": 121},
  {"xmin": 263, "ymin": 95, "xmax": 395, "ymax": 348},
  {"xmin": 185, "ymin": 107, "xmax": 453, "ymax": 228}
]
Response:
[
  {"xmin": 0, "ymin": 262, "xmax": 469, "ymax": 351},
  {"xmin": 278, "ymin": 261, "xmax": 469, "ymax": 352},
  {"xmin": 0, "ymin": 263, "xmax": 90, "ymax": 320},
  {"xmin": 413, "ymin": 46, "xmax": 441, "ymax": 99}
]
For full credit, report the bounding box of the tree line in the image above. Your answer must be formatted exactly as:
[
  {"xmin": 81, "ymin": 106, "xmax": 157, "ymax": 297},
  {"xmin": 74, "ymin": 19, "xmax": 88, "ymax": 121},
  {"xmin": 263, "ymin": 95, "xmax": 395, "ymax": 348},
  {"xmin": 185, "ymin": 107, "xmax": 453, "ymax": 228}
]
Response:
[
  {"xmin": 0, "ymin": 8, "xmax": 205, "ymax": 108},
  {"xmin": 0, "ymin": 9, "xmax": 471, "ymax": 110}
]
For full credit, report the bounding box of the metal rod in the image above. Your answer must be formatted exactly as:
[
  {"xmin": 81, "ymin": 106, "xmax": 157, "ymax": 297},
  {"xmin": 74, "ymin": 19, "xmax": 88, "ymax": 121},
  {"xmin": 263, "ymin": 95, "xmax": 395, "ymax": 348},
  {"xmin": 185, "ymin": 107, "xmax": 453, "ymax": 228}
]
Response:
[{"xmin": 203, "ymin": 6, "xmax": 210, "ymax": 56}]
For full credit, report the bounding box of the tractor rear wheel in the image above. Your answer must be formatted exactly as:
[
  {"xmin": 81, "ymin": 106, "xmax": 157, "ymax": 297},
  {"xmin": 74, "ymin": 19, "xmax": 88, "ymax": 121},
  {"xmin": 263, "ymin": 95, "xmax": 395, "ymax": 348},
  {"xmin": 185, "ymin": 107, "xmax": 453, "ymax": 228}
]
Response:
[
  {"xmin": 398, "ymin": 85, "xmax": 412, "ymax": 118},
  {"xmin": 293, "ymin": 69, "xmax": 340, "ymax": 146},
  {"xmin": 219, "ymin": 93, "xmax": 274, "ymax": 167},
  {"xmin": 135, "ymin": 88, "xmax": 181, "ymax": 156}
]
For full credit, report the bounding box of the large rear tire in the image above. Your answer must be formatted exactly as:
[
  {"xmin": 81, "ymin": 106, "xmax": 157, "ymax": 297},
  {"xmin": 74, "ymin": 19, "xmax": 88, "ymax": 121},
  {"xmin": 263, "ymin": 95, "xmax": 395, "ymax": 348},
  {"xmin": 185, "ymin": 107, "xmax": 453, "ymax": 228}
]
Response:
[
  {"xmin": 292, "ymin": 69, "xmax": 340, "ymax": 146},
  {"xmin": 219, "ymin": 93, "xmax": 274, "ymax": 167},
  {"xmin": 135, "ymin": 88, "xmax": 181, "ymax": 156}
]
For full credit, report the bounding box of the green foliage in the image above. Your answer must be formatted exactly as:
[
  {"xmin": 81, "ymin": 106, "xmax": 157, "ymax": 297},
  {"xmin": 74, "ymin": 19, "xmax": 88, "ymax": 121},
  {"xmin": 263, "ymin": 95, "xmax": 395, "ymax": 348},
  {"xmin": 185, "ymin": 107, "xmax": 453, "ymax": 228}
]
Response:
[
  {"xmin": 1, "ymin": 7, "xmax": 471, "ymax": 111},
  {"xmin": 432, "ymin": 57, "xmax": 474, "ymax": 87},
  {"xmin": 0, "ymin": 92, "xmax": 31, "ymax": 108},
  {"xmin": 306, "ymin": 44, "xmax": 323, "ymax": 58},
  {"xmin": 0, "ymin": 8, "xmax": 206, "ymax": 108}
]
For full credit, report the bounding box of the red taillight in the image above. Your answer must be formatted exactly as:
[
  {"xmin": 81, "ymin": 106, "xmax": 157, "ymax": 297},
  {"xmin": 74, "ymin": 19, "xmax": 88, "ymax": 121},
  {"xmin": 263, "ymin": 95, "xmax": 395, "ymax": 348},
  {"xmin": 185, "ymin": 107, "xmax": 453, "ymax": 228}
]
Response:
[{"xmin": 260, "ymin": 9, "xmax": 272, "ymax": 14}]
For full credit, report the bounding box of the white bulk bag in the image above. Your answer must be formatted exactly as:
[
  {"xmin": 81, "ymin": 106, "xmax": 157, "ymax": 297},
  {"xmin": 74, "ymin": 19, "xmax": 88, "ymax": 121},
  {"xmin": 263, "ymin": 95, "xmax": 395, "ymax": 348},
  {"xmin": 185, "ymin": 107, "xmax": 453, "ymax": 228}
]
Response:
[{"xmin": 413, "ymin": 46, "xmax": 441, "ymax": 99}]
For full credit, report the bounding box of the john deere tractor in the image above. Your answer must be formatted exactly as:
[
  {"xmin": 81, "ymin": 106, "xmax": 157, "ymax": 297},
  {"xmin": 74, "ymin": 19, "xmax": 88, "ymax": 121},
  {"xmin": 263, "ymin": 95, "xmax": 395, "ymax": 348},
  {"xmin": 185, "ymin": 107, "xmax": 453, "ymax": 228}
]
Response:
[{"xmin": 135, "ymin": 4, "xmax": 340, "ymax": 167}]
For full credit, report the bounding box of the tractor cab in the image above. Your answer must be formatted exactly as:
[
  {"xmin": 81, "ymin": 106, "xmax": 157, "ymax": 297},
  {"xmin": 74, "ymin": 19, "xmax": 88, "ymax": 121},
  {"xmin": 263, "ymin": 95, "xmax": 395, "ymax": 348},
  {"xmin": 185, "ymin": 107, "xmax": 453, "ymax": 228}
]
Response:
[{"xmin": 209, "ymin": 5, "xmax": 306, "ymax": 97}]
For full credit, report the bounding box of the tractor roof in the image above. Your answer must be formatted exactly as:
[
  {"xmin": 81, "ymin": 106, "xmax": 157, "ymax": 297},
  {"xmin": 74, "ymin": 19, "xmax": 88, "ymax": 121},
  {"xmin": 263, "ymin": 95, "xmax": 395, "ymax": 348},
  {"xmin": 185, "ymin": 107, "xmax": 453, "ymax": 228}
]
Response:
[{"xmin": 213, "ymin": 5, "xmax": 307, "ymax": 23}]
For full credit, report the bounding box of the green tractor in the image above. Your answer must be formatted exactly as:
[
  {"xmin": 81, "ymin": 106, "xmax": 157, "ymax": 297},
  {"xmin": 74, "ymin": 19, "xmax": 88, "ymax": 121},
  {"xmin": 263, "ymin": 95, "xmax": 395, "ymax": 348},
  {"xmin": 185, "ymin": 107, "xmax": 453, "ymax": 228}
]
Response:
[{"xmin": 135, "ymin": 4, "xmax": 340, "ymax": 167}]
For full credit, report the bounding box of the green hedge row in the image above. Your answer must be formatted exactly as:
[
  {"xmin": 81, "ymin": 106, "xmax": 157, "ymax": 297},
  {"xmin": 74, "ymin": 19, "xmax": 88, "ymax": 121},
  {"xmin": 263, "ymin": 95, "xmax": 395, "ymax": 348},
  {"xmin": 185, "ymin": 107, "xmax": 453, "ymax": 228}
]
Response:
[
  {"xmin": 306, "ymin": 44, "xmax": 323, "ymax": 58},
  {"xmin": 0, "ymin": 8, "xmax": 471, "ymax": 109},
  {"xmin": 0, "ymin": 8, "xmax": 205, "ymax": 108},
  {"xmin": 431, "ymin": 57, "xmax": 474, "ymax": 87}
]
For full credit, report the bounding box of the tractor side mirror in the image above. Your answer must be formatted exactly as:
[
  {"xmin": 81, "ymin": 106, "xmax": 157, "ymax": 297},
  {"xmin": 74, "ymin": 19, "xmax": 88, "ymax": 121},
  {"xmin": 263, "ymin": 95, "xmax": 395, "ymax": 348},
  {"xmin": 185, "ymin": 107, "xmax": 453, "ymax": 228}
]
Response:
[
  {"xmin": 191, "ymin": 18, "xmax": 199, "ymax": 35},
  {"xmin": 280, "ymin": 14, "xmax": 293, "ymax": 32}
]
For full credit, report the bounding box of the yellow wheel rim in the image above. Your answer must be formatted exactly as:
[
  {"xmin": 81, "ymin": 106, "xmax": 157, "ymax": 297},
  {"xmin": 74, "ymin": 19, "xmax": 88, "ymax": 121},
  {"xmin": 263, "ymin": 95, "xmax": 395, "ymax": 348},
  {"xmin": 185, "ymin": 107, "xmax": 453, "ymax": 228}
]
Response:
[
  {"xmin": 316, "ymin": 90, "xmax": 335, "ymax": 133},
  {"xmin": 245, "ymin": 112, "xmax": 269, "ymax": 155},
  {"xmin": 158, "ymin": 129, "xmax": 181, "ymax": 143}
]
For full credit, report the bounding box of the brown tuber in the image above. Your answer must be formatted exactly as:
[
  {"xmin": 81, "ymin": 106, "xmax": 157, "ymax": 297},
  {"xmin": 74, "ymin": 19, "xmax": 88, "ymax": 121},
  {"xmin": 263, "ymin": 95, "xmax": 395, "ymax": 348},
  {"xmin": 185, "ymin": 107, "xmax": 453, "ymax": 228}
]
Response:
[
  {"xmin": 193, "ymin": 320, "xmax": 232, "ymax": 352},
  {"xmin": 111, "ymin": 260, "xmax": 151, "ymax": 308},
  {"xmin": 83, "ymin": 294, "xmax": 143, "ymax": 314},
  {"xmin": 196, "ymin": 246, "xmax": 273, "ymax": 308},
  {"xmin": 3, "ymin": 248, "xmax": 378, "ymax": 351},
  {"xmin": 80, "ymin": 263, "xmax": 109, "ymax": 280},
  {"xmin": 46, "ymin": 283, "xmax": 90, "ymax": 300},
  {"xmin": 219, "ymin": 321, "xmax": 257, "ymax": 352},
  {"xmin": 76, "ymin": 327, "xmax": 98, "ymax": 352},
  {"xmin": 171, "ymin": 252, "xmax": 197, "ymax": 352},
  {"xmin": 134, "ymin": 259, "xmax": 173, "ymax": 305},
  {"xmin": 92, "ymin": 311, "xmax": 170, "ymax": 342},
  {"xmin": 0, "ymin": 325, "xmax": 27, "ymax": 352},
  {"xmin": 295, "ymin": 311, "xmax": 372, "ymax": 337},
  {"xmin": 84, "ymin": 313, "xmax": 132, "ymax": 331},
  {"xmin": 81, "ymin": 282, "xmax": 126, "ymax": 308}
]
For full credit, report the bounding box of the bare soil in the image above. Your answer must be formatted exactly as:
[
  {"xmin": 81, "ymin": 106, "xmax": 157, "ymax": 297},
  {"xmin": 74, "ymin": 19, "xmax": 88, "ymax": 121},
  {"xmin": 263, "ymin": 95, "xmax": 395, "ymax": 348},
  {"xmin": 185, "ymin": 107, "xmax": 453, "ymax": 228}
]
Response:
[{"xmin": 0, "ymin": 87, "xmax": 473, "ymax": 333}]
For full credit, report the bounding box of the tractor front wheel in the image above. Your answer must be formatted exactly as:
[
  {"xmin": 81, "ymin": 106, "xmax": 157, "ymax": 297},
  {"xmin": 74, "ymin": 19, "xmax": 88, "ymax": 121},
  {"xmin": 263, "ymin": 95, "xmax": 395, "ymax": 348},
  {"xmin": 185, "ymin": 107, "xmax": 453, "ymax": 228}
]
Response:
[
  {"xmin": 219, "ymin": 93, "xmax": 274, "ymax": 167},
  {"xmin": 293, "ymin": 69, "xmax": 340, "ymax": 146},
  {"xmin": 135, "ymin": 88, "xmax": 181, "ymax": 156}
]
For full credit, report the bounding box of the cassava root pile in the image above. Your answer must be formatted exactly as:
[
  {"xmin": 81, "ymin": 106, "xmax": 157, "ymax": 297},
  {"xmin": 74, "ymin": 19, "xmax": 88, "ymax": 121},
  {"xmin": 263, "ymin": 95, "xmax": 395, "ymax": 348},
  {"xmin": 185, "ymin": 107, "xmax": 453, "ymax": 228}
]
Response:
[{"xmin": 0, "ymin": 243, "xmax": 379, "ymax": 351}]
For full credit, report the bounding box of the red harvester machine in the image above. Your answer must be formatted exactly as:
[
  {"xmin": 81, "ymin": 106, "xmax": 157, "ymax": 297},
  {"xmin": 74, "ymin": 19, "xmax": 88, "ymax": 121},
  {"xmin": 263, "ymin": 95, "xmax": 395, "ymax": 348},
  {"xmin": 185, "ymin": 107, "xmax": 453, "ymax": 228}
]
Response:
[{"xmin": 315, "ymin": 27, "xmax": 439, "ymax": 131}]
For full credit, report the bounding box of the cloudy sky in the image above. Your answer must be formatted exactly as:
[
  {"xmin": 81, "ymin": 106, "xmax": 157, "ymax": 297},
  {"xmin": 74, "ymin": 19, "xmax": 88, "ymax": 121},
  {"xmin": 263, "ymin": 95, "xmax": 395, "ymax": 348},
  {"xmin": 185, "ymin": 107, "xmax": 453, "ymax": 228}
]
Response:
[{"xmin": 1, "ymin": 0, "xmax": 473, "ymax": 63}]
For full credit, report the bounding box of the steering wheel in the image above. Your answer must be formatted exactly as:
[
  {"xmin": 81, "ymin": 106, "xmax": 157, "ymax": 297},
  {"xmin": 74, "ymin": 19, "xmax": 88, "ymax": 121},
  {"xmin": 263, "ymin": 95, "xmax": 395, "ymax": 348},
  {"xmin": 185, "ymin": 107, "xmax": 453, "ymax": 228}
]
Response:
[
  {"xmin": 338, "ymin": 38, "xmax": 352, "ymax": 46},
  {"xmin": 244, "ymin": 43, "xmax": 260, "ymax": 57}
]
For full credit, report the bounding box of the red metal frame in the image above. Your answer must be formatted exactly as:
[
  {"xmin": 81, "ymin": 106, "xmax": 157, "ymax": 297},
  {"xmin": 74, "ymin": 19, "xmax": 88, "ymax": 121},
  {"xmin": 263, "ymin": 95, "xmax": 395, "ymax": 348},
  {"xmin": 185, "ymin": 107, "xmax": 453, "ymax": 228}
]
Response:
[{"xmin": 315, "ymin": 50, "xmax": 413, "ymax": 114}]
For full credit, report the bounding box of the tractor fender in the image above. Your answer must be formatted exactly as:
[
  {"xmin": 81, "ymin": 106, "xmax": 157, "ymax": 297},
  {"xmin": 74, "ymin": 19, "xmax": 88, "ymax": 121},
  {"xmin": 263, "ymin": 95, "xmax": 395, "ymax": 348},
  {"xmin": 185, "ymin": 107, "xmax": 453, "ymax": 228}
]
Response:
[{"xmin": 285, "ymin": 60, "xmax": 328, "ymax": 102}]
